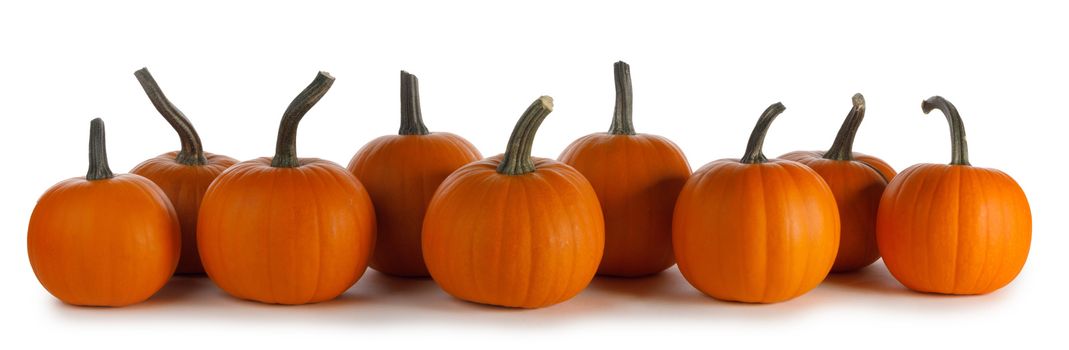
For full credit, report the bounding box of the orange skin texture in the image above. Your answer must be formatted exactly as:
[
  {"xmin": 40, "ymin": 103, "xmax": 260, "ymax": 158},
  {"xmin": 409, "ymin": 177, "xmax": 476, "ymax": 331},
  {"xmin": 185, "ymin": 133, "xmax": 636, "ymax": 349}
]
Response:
[
  {"xmin": 559, "ymin": 133, "xmax": 690, "ymax": 277},
  {"xmin": 347, "ymin": 133, "xmax": 482, "ymax": 277},
  {"xmin": 197, "ymin": 157, "xmax": 376, "ymax": 305},
  {"xmin": 27, "ymin": 174, "xmax": 181, "ymax": 307},
  {"xmin": 673, "ymin": 159, "xmax": 840, "ymax": 303},
  {"xmin": 422, "ymin": 156, "xmax": 605, "ymax": 308},
  {"xmin": 131, "ymin": 151, "xmax": 237, "ymax": 274},
  {"xmin": 780, "ymin": 151, "xmax": 896, "ymax": 272},
  {"xmin": 876, "ymin": 164, "xmax": 1031, "ymax": 295}
]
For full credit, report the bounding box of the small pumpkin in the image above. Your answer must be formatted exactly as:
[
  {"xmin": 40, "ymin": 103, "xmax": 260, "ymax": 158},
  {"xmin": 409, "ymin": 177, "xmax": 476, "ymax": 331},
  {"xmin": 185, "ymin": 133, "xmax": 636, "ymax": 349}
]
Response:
[
  {"xmin": 28, "ymin": 118, "xmax": 180, "ymax": 307},
  {"xmin": 422, "ymin": 96, "xmax": 605, "ymax": 308},
  {"xmin": 197, "ymin": 72, "xmax": 376, "ymax": 305},
  {"xmin": 559, "ymin": 61, "xmax": 690, "ymax": 277},
  {"xmin": 780, "ymin": 93, "xmax": 895, "ymax": 272},
  {"xmin": 347, "ymin": 71, "xmax": 482, "ymax": 277},
  {"xmin": 130, "ymin": 68, "xmax": 238, "ymax": 275},
  {"xmin": 876, "ymin": 96, "xmax": 1031, "ymax": 295},
  {"xmin": 673, "ymin": 103, "xmax": 840, "ymax": 303}
]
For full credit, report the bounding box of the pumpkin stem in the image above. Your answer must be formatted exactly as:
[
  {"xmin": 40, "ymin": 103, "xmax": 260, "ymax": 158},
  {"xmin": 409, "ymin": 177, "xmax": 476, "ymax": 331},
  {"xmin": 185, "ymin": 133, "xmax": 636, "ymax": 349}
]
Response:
[
  {"xmin": 608, "ymin": 61, "xmax": 635, "ymax": 135},
  {"xmin": 740, "ymin": 102, "xmax": 787, "ymax": 164},
  {"xmin": 497, "ymin": 96, "xmax": 554, "ymax": 175},
  {"xmin": 824, "ymin": 93, "xmax": 866, "ymax": 161},
  {"xmin": 134, "ymin": 68, "xmax": 208, "ymax": 165},
  {"xmin": 86, "ymin": 118, "xmax": 114, "ymax": 180},
  {"xmin": 271, "ymin": 71, "xmax": 335, "ymax": 168},
  {"xmin": 921, "ymin": 96, "xmax": 970, "ymax": 166},
  {"xmin": 399, "ymin": 70, "xmax": 430, "ymax": 135}
]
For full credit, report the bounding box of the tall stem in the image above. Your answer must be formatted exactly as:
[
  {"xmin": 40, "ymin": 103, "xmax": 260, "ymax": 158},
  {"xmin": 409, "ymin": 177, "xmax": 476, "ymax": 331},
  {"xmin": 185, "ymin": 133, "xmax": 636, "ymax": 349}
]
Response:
[
  {"xmin": 608, "ymin": 61, "xmax": 635, "ymax": 135},
  {"xmin": 824, "ymin": 93, "xmax": 866, "ymax": 161},
  {"xmin": 134, "ymin": 68, "xmax": 207, "ymax": 165},
  {"xmin": 921, "ymin": 96, "xmax": 970, "ymax": 166},
  {"xmin": 271, "ymin": 72, "xmax": 335, "ymax": 168},
  {"xmin": 86, "ymin": 118, "xmax": 114, "ymax": 180},
  {"xmin": 740, "ymin": 102, "xmax": 787, "ymax": 164},
  {"xmin": 399, "ymin": 70, "xmax": 430, "ymax": 135},
  {"xmin": 497, "ymin": 96, "xmax": 554, "ymax": 175}
]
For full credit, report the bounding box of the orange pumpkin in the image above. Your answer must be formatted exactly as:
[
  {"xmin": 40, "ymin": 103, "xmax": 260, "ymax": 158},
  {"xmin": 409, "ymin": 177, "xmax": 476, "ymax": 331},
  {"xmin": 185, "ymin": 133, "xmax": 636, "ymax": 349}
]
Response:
[
  {"xmin": 28, "ymin": 118, "xmax": 180, "ymax": 307},
  {"xmin": 347, "ymin": 71, "xmax": 482, "ymax": 277},
  {"xmin": 197, "ymin": 72, "xmax": 376, "ymax": 305},
  {"xmin": 559, "ymin": 61, "xmax": 690, "ymax": 277},
  {"xmin": 673, "ymin": 103, "xmax": 840, "ymax": 303},
  {"xmin": 780, "ymin": 93, "xmax": 895, "ymax": 272},
  {"xmin": 130, "ymin": 68, "xmax": 238, "ymax": 275},
  {"xmin": 422, "ymin": 96, "xmax": 605, "ymax": 308},
  {"xmin": 876, "ymin": 96, "xmax": 1031, "ymax": 295}
]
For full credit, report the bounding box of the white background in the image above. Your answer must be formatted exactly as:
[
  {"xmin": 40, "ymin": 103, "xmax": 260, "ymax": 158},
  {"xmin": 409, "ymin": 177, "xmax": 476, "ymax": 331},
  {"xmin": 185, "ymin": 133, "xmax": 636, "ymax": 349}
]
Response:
[{"xmin": 1, "ymin": 0, "xmax": 1065, "ymax": 348}]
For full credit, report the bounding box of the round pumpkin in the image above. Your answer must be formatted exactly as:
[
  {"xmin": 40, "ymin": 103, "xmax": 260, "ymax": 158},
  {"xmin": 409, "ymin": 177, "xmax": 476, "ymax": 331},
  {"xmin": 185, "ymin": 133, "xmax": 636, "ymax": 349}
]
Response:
[
  {"xmin": 130, "ymin": 68, "xmax": 238, "ymax": 275},
  {"xmin": 780, "ymin": 93, "xmax": 895, "ymax": 272},
  {"xmin": 673, "ymin": 102, "xmax": 840, "ymax": 303},
  {"xmin": 198, "ymin": 72, "xmax": 376, "ymax": 305},
  {"xmin": 28, "ymin": 118, "xmax": 181, "ymax": 307},
  {"xmin": 876, "ymin": 96, "xmax": 1031, "ymax": 295},
  {"xmin": 559, "ymin": 61, "xmax": 690, "ymax": 277},
  {"xmin": 422, "ymin": 96, "xmax": 605, "ymax": 308},
  {"xmin": 347, "ymin": 71, "xmax": 481, "ymax": 277}
]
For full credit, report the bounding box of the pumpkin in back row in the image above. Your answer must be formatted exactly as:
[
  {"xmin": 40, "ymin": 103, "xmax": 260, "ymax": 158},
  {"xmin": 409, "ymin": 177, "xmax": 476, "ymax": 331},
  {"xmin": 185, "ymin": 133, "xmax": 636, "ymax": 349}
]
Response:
[
  {"xmin": 559, "ymin": 61, "xmax": 691, "ymax": 277},
  {"xmin": 348, "ymin": 71, "xmax": 482, "ymax": 277}
]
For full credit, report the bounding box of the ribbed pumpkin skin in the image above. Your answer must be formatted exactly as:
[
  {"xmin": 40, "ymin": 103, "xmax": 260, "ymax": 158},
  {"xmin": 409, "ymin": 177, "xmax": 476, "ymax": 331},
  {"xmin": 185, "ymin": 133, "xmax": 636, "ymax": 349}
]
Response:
[
  {"xmin": 347, "ymin": 133, "xmax": 481, "ymax": 277},
  {"xmin": 876, "ymin": 164, "xmax": 1031, "ymax": 295},
  {"xmin": 673, "ymin": 159, "xmax": 840, "ymax": 303},
  {"xmin": 28, "ymin": 175, "xmax": 181, "ymax": 307},
  {"xmin": 131, "ymin": 151, "xmax": 237, "ymax": 274},
  {"xmin": 198, "ymin": 157, "xmax": 376, "ymax": 305},
  {"xmin": 422, "ymin": 156, "xmax": 605, "ymax": 308},
  {"xmin": 559, "ymin": 133, "xmax": 690, "ymax": 277},
  {"xmin": 780, "ymin": 151, "xmax": 894, "ymax": 272}
]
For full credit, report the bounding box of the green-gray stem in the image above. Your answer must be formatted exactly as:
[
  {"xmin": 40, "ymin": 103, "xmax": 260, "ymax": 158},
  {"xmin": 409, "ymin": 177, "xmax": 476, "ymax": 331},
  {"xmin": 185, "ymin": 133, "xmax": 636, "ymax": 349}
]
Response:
[
  {"xmin": 740, "ymin": 102, "xmax": 787, "ymax": 164},
  {"xmin": 824, "ymin": 93, "xmax": 866, "ymax": 161},
  {"xmin": 271, "ymin": 71, "xmax": 335, "ymax": 168},
  {"xmin": 399, "ymin": 70, "xmax": 430, "ymax": 135},
  {"xmin": 86, "ymin": 118, "xmax": 114, "ymax": 180},
  {"xmin": 134, "ymin": 67, "xmax": 208, "ymax": 165},
  {"xmin": 608, "ymin": 61, "xmax": 635, "ymax": 135},
  {"xmin": 497, "ymin": 96, "xmax": 554, "ymax": 175},
  {"xmin": 921, "ymin": 96, "xmax": 970, "ymax": 166}
]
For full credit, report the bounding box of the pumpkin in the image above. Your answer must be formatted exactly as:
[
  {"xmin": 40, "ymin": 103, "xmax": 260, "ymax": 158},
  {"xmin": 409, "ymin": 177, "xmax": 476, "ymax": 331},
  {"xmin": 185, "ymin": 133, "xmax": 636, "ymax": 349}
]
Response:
[
  {"xmin": 673, "ymin": 102, "xmax": 840, "ymax": 303},
  {"xmin": 780, "ymin": 93, "xmax": 895, "ymax": 272},
  {"xmin": 559, "ymin": 61, "xmax": 690, "ymax": 277},
  {"xmin": 197, "ymin": 72, "xmax": 376, "ymax": 305},
  {"xmin": 876, "ymin": 96, "xmax": 1031, "ymax": 295},
  {"xmin": 422, "ymin": 96, "xmax": 605, "ymax": 308},
  {"xmin": 130, "ymin": 68, "xmax": 238, "ymax": 275},
  {"xmin": 28, "ymin": 118, "xmax": 181, "ymax": 307},
  {"xmin": 347, "ymin": 71, "xmax": 482, "ymax": 277}
]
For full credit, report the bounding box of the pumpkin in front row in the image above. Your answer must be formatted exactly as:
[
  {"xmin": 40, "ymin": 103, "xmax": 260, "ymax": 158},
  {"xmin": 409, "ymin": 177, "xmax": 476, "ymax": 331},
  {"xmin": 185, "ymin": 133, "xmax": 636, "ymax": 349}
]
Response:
[
  {"xmin": 876, "ymin": 96, "xmax": 1031, "ymax": 295},
  {"xmin": 130, "ymin": 67, "xmax": 238, "ymax": 275},
  {"xmin": 28, "ymin": 118, "xmax": 180, "ymax": 307},
  {"xmin": 673, "ymin": 102, "xmax": 840, "ymax": 303},
  {"xmin": 780, "ymin": 93, "xmax": 895, "ymax": 272},
  {"xmin": 198, "ymin": 72, "xmax": 376, "ymax": 305},
  {"xmin": 423, "ymin": 96, "xmax": 605, "ymax": 308}
]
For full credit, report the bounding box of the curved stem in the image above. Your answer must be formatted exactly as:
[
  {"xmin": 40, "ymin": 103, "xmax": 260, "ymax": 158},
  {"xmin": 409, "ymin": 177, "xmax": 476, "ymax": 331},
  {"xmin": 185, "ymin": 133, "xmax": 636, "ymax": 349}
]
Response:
[
  {"xmin": 497, "ymin": 96, "xmax": 554, "ymax": 175},
  {"xmin": 134, "ymin": 68, "xmax": 207, "ymax": 165},
  {"xmin": 740, "ymin": 102, "xmax": 787, "ymax": 164},
  {"xmin": 271, "ymin": 71, "xmax": 335, "ymax": 168},
  {"xmin": 921, "ymin": 96, "xmax": 970, "ymax": 166},
  {"xmin": 608, "ymin": 61, "xmax": 635, "ymax": 135},
  {"xmin": 86, "ymin": 118, "xmax": 114, "ymax": 180},
  {"xmin": 399, "ymin": 70, "xmax": 430, "ymax": 135},
  {"xmin": 824, "ymin": 93, "xmax": 866, "ymax": 161}
]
